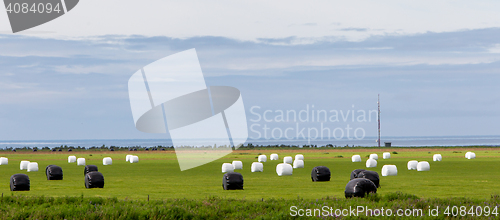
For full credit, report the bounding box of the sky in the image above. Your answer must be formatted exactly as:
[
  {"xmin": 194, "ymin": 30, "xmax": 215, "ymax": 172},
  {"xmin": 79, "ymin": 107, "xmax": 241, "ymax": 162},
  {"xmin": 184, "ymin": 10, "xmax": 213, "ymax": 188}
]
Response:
[{"xmin": 0, "ymin": 1, "xmax": 499, "ymax": 141}]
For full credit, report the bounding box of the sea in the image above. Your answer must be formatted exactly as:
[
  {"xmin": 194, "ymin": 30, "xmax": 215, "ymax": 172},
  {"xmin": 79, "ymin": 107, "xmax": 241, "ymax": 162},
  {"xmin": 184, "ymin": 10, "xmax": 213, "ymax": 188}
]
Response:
[{"xmin": 0, "ymin": 135, "xmax": 499, "ymax": 149}]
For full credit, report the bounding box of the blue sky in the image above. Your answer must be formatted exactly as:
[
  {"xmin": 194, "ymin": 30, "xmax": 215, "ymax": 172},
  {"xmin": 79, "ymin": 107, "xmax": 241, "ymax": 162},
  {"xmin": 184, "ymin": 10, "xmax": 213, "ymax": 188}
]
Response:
[{"xmin": 0, "ymin": 27, "xmax": 499, "ymax": 141}]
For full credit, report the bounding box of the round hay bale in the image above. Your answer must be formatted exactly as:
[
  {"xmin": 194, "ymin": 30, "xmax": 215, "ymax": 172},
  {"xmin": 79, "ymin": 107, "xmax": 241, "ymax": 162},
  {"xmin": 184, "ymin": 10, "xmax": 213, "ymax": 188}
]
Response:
[
  {"xmin": 433, "ymin": 154, "xmax": 442, "ymax": 161},
  {"xmin": 46, "ymin": 165, "xmax": 63, "ymax": 180},
  {"xmin": 295, "ymin": 154, "xmax": 304, "ymax": 161},
  {"xmin": 20, "ymin": 160, "xmax": 30, "ymax": 170},
  {"xmin": 366, "ymin": 158, "xmax": 377, "ymax": 168},
  {"xmin": 77, "ymin": 158, "xmax": 86, "ymax": 166},
  {"xmin": 258, "ymin": 155, "xmax": 267, "ymax": 162},
  {"xmin": 84, "ymin": 165, "xmax": 98, "ymax": 176},
  {"xmin": 222, "ymin": 163, "xmax": 234, "ymax": 173},
  {"xmin": 350, "ymin": 169, "xmax": 366, "ymax": 180},
  {"xmin": 103, "ymin": 157, "xmax": 112, "ymax": 165},
  {"xmin": 381, "ymin": 165, "xmax": 398, "ymax": 176},
  {"xmin": 68, "ymin": 156, "xmax": 77, "ymax": 163},
  {"xmin": 126, "ymin": 154, "xmax": 133, "ymax": 162},
  {"xmin": 251, "ymin": 162, "xmax": 263, "ymax": 172},
  {"xmin": 27, "ymin": 162, "xmax": 38, "ymax": 172},
  {"xmin": 276, "ymin": 163, "xmax": 293, "ymax": 176},
  {"xmin": 270, "ymin": 153, "xmax": 279, "ymax": 160},
  {"xmin": 417, "ymin": 161, "xmax": 430, "ymax": 171},
  {"xmin": 369, "ymin": 154, "xmax": 378, "ymax": 160},
  {"xmin": 283, "ymin": 156, "xmax": 293, "ymax": 164},
  {"xmin": 85, "ymin": 171, "xmax": 104, "ymax": 188},
  {"xmin": 354, "ymin": 170, "xmax": 380, "ymax": 188},
  {"xmin": 293, "ymin": 159, "xmax": 304, "ymax": 168},
  {"xmin": 222, "ymin": 172, "xmax": 243, "ymax": 190},
  {"xmin": 10, "ymin": 174, "xmax": 30, "ymax": 191},
  {"xmin": 351, "ymin": 155, "xmax": 361, "ymax": 162},
  {"xmin": 407, "ymin": 160, "xmax": 418, "ymax": 170},
  {"xmin": 0, "ymin": 157, "xmax": 8, "ymax": 165},
  {"xmin": 311, "ymin": 166, "xmax": 331, "ymax": 182},
  {"xmin": 130, "ymin": 155, "xmax": 139, "ymax": 163},
  {"xmin": 344, "ymin": 178, "xmax": 377, "ymax": 198},
  {"xmin": 383, "ymin": 152, "xmax": 391, "ymax": 159},
  {"xmin": 466, "ymin": 152, "xmax": 476, "ymax": 159},
  {"xmin": 232, "ymin": 161, "xmax": 243, "ymax": 170}
]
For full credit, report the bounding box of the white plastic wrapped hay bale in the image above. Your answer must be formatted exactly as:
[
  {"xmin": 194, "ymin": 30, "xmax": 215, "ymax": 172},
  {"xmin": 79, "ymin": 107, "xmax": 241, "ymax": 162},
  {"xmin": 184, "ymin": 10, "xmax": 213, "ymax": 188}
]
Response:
[
  {"xmin": 283, "ymin": 156, "xmax": 293, "ymax": 164},
  {"xmin": 369, "ymin": 154, "xmax": 378, "ymax": 160},
  {"xmin": 103, "ymin": 157, "xmax": 112, "ymax": 165},
  {"xmin": 20, "ymin": 160, "xmax": 30, "ymax": 170},
  {"xmin": 258, "ymin": 155, "xmax": 267, "ymax": 162},
  {"xmin": 433, "ymin": 154, "xmax": 442, "ymax": 161},
  {"xmin": 232, "ymin": 160, "xmax": 243, "ymax": 170},
  {"xmin": 77, "ymin": 158, "xmax": 86, "ymax": 166},
  {"xmin": 68, "ymin": 156, "xmax": 76, "ymax": 163},
  {"xmin": 0, "ymin": 157, "xmax": 8, "ymax": 165},
  {"xmin": 27, "ymin": 162, "xmax": 38, "ymax": 172},
  {"xmin": 222, "ymin": 163, "xmax": 234, "ymax": 173},
  {"xmin": 466, "ymin": 152, "xmax": 476, "ymax": 159},
  {"xmin": 383, "ymin": 152, "xmax": 391, "ymax": 159},
  {"xmin": 407, "ymin": 160, "xmax": 418, "ymax": 170},
  {"xmin": 270, "ymin": 153, "xmax": 279, "ymax": 160},
  {"xmin": 351, "ymin": 155, "xmax": 361, "ymax": 162},
  {"xmin": 417, "ymin": 161, "xmax": 430, "ymax": 171},
  {"xmin": 251, "ymin": 162, "xmax": 263, "ymax": 172},
  {"xmin": 382, "ymin": 165, "xmax": 397, "ymax": 176},
  {"xmin": 366, "ymin": 159, "xmax": 377, "ymax": 168},
  {"xmin": 295, "ymin": 154, "xmax": 304, "ymax": 161},
  {"xmin": 126, "ymin": 155, "xmax": 133, "ymax": 162},
  {"xmin": 293, "ymin": 159, "xmax": 304, "ymax": 168},
  {"xmin": 130, "ymin": 155, "xmax": 139, "ymax": 163},
  {"xmin": 465, "ymin": 152, "xmax": 471, "ymax": 158},
  {"xmin": 276, "ymin": 163, "xmax": 293, "ymax": 176}
]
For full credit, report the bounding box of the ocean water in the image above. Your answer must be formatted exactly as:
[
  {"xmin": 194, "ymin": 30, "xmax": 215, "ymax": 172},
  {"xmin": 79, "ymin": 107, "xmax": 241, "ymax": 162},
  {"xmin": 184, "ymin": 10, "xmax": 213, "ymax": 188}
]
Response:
[{"xmin": 0, "ymin": 136, "xmax": 499, "ymax": 149}]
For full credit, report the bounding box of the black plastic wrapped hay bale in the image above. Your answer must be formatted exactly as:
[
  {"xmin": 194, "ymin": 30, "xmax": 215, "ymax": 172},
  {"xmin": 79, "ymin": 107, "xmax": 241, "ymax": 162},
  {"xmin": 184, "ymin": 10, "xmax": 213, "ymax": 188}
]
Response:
[
  {"xmin": 350, "ymin": 169, "xmax": 366, "ymax": 180},
  {"xmin": 10, "ymin": 174, "xmax": 30, "ymax": 191},
  {"xmin": 85, "ymin": 171, "xmax": 104, "ymax": 188},
  {"xmin": 84, "ymin": 165, "xmax": 98, "ymax": 176},
  {"xmin": 46, "ymin": 165, "xmax": 63, "ymax": 180},
  {"xmin": 311, "ymin": 166, "xmax": 331, "ymax": 182},
  {"xmin": 68, "ymin": 149, "xmax": 72, "ymax": 152},
  {"xmin": 222, "ymin": 172, "xmax": 243, "ymax": 190},
  {"xmin": 344, "ymin": 178, "xmax": 377, "ymax": 198},
  {"xmin": 354, "ymin": 170, "xmax": 380, "ymax": 188}
]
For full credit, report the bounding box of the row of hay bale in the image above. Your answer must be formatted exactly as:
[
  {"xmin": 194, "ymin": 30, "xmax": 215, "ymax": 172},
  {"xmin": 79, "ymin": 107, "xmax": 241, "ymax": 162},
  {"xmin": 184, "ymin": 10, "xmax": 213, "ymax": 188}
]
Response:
[{"xmin": 222, "ymin": 154, "xmax": 305, "ymax": 175}]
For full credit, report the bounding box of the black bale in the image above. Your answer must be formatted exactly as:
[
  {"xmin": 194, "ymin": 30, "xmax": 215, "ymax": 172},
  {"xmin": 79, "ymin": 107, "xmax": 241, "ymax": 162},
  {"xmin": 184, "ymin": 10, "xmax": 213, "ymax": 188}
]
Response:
[
  {"xmin": 222, "ymin": 172, "xmax": 243, "ymax": 190},
  {"xmin": 110, "ymin": 148, "xmax": 115, "ymax": 151},
  {"xmin": 85, "ymin": 171, "xmax": 104, "ymax": 188},
  {"xmin": 344, "ymin": 178, "xmax": 377, "ymax": 198},
  {"xmin": 353, "ymin": 170, "xmax": 380, "ymax": 188},
  {"xmin": 350, "ymin": 169, "xmax": 366, "ymax": 180},
  {"xmin": 84, "ymin": 165, "xmax": 98, "ymax": 176},
  {"xmin": 10, "ymin": 174, "xmax": 30, "ymax": 191},
  {"xmin": 311, "ymin": 166, "xmax": 331, "ymax": 182},
  {"xmin": 58, "ymin": 149, "xmax": 62, "ymax": 152},
  {"xmin": 46, "ymin": 165, "xmax": 63, "ymax": 180},
  {"xmin": 68, "ymin": 149, "xmax": 72, "ymax": 152}
]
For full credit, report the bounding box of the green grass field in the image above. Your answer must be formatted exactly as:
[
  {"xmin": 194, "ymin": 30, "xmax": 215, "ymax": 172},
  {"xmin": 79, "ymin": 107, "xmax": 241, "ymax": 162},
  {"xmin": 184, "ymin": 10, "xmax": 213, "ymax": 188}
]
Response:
[{"xmin": 1, "ymin": 147, "xmax": 499, "ymax": 201}]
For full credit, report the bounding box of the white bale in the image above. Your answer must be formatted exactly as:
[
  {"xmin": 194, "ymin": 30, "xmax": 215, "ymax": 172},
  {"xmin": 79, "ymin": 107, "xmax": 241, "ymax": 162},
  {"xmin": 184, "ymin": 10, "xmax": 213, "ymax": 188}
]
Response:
[
  {"xmin": 293, "ymin": 159, "xmax": 304, "ymax": 168},
  {"xmin": 295, "ymin": 154, "xmax": 304, "ymax": 161},
  {"xmin": 465, "ymin": 152, "xmax": 471, "ymax": 158},
  {"xmin": 366, "ymin": 158, "xmax": 377, "ymax": 168},
  {"xmin": 27, "ymin": 162, "xmax": 39, "ymax": 172},
  {"xmin": 68, "ymin": 156, "xmax": 77, "ymax": 163},
  {"xmin": 222, "ymin": 163, "xmax": 234, "ymax": 173},
  {"xmin": 352, "ymin": 155, "xmax": 362, "ymax": 162},
  {"xmin": 466, "ymin": 152, "xmax": 476, "ymax": 159},
  {"xmin": 130, "ymin": 155, "xmax": 139, "ymax": 163},
  {"xmin": 20, "ymin": 160, "xmax": 30, "ymax": 170},
  {"xmin": 276, "ymin": 163, "xmax": 293, "ymax": 176},
  {"xmin": 0, "ymin": 157, "xmax": 8, "ymax": 165},
  {"xmin": 232, "ymin": 160, "xmax": 243, "ymax": 170},
  {"xmin": 369, "ymin": 154, "xmax": 378, "ymax": 160},
  {"xmin": 103, "ymin": 157, "xmax": 112, "ymax": 165},
  {"xmin": 258, "ymin": 155, "xmax": 267, "ymax": 162},
  {"xmin": 126, "ymin": 154, "xmax": 133, "ymax": 162},
  {"xmin": 251, "ymin": 162, "xmax": 263, "ymax": 172},
  {"xmin": 77, "ymin": 158, "xmax": 86, "ymax": 166},
  {"xmin": 407, "ymin": 160, "xmax": 418, "ymax": 170},
  {"xmin": 270, "ymin": 153, "xmax": 279, "ymax": 160},
  {"xmin": 417, "ymin": 161, "xmax": 430, "ymax": 171},
  {"xmin": 433, "ymin": 154, "xmax": 442, "ymax": 161},
  {"xmin": 383, "ymin": 152, "xmax": 391, "ymax": 159},
  {"xmin": 382, "ymin": 165, "xmax": 398, "ymax": 176},
  {"xmin": 283, "ymin": 156, "xmax": 293, "ymax": 164}
]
